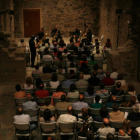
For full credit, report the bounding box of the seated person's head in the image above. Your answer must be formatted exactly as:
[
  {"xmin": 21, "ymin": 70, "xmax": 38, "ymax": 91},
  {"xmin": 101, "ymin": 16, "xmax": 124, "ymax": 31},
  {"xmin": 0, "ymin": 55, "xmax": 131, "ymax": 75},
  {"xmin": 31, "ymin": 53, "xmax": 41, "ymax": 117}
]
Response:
[
  {"xmin": 106, "ymin": 72, "xmax": 111, "ymax": 77},
  {"xmin": 45, "ymin": 98, "xmax": 51, "ymax": 106},
  {"xmin": 131, "ymin": 130, "xmax": 139, "ymax": 140},
  {"xmin": 87, "ymin": 130, "xmax": 94, "ymax": 140},
  {"xmin": 64, "ymin": 48, "xmax": 68, "ymax": 53},
  {"xmin": 59, "ymin": 55, "xmax": 63, "ymax": 61},
  {"xmin": 133, "ymin": 104, "xmax": 140, "ymax": 113},
  {"xmin": 39, "ymin": 83, "xmax": 44, "ymax": 90},
  {"xmin": 56, "ymin": 85, "xmax": 62, "ymax": 92},
  {"xmin": 26, "ymin": 94, "xmax": 32, "ymax": 101},
  {"xmin": 112, "ymin": 103, "xmax": 119, "ymax": 112},
  {"xmin": 111, "ymin": 96, "xmax": 116, "ymax": 102},
  {"xmin": 130, "ymin": 96, "xmax": 136, "ymax": 106},
  {"xmin": 87, "ymin": 86, "xmax": 94, "ymax": 96},
  {"xmin": 98, "ymin": 69, "xmax": 103, "ymax": 74},
  {"xmin": 70, "ymin": 69, "xmax": 75, "ymax": 76},
  {"xmin": 44, "ymin": 50, "xmax": 49, "ymax": 55},
  {"xmin": 103, "ymin": 118, "xmax": 110, "ymax": 127},
  {"xmin": 93, "ymin": 64, "xmax": 99, "ymax": 71},
  {"xmin": 83, "ymin": 69, "xmax": 89, "ymax": 75},
  {"xmin": 81, "ymin": 63, "xmax": 88, "ymax": 69},
  {"xmin": 35, "ymin": 64, "xmax": 39, "ymax": 70},
  {"xmin": 61, "ymin": 94, "xmax": 66, "ymax": 102},
  {"xmin": 90, "ymin": 55, "xmax": 95, "ymax": 61},
  {"xmin": 96, "ymin": 50, "xmax": 100, "ymax": 54},
  {"xmin": 67, "ymin": 105, "xmax": 73, "ymax": 114},
  {"xmin": 107, "ymin": 39, "xmax": 110, "ymax": 42},
  {"xmin": 15, "ymin": 84, "xmax": 21, "ymax": 92},
  {"xmin": 82, "ymin": 107, "xmax": 88, "ymax": 117},
  {"xmin": 43, "ymin": 109, "xmax": 52, "ymax": 121},
  {"xmin": 96, "ymin": 46, "xmax": 99, "ymax": 50},
  {"xmin": 79, "ymin": 94, "xmax": 84, "ymax": 101},
  {"xmin": 95, "ymin": 39, "xmax": 98, "ymax": 43},
  {"xmin": 116, "ymin": 82, "xmax": 121, "ymax": 88},
  {"xmin": 117, "ymin": 74, "xmax": 123, "ymax": 80},
  {"xmin": 53, "ymin": 48, "xmax": 58, "ymax": 53},
  {"xmin": 100, "ymin": 106, "xmax": 108, "ymax": 117},
  {"xmin": 57, "ymin": 51, "xmax": 62, "ymax": 58},
  {"xmin": 51, "ymin": 73, "xmax": 58, "ymax": 82},
  {"xmin": 107, "ymin": 133, "xmax": 114, "ymax": 140},
  {"xmin": 16, "ymin": 106, "xmax": 23, "ymax": 115},
  {"xmin": 54, "ymin": 42, "xmax": 57, "ymax": 46},
  {"xmin": 69, "ymin": 55, "xmax": 74, "ymax": 62},
  {"xmin": 100, "ymin": 81, "xmax": 105, "ymax": 89},
  {"xmin": 112, "ymin": 67, "xmax": 117, "ymax": 72},
  {"xmin": 66, "ymin": 73, "xmax": 71, "ymax": 80},
  {"xmin": 70, "ymin": 84, "xmax": 77, "ymax": 92},
  {"xmin": 93, "ymin": 71, "xmax": 97, "ymax": 77},
  {"xmin": 20, "ymin": 39, "xmax": 24, "ymax": 43},
  {"xmin": 79, "ymin": 73, "xmax": 84, "ymax": 79},
  {"xmin": 127, "ymin": 84, "xmax": 135, "ymax": 92},
  {"xmin": 26, "ymin": 77, "xmax": 33, "ymax": 85},
  {"xmin": 36, "ymin": 78, "xmax": 43, "ymax": 88},
  {"xmin": 95, "ymin": 95, "xmax": 100, "ymax": 103},
  {"xmin": 70, "ymin": 62, "xmax": 75, "ymax": 67},
  {"xmin": 84, "ymin": 46, "xmax": 88, "ymax": 52}
]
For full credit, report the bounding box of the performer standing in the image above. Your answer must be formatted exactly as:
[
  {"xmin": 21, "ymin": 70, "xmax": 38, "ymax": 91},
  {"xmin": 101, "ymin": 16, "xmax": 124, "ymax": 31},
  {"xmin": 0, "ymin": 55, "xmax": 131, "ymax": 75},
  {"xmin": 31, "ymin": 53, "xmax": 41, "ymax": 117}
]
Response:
[
  {"xmin": 36, "ymin": 27, "xmax": 45, "ymax": 43},
  {"xmin": 74, "ymin": 26, "xmax": 80, "ymax": 38},
  {"xmin": 51, "ymin": 25, "xmax": 61, "ymax": 42},
  {"xmin": 29, "ymin": 35, "xmax": 40, "ymax": 67}
]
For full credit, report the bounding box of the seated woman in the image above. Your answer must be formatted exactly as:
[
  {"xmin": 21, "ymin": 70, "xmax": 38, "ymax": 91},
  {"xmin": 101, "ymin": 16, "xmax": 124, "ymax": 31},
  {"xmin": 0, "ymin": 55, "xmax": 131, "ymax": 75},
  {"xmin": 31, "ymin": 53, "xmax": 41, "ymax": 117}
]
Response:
[
  {"xmin": 23, "ymin": 77, "xmax": 34, "ymax": 89},
  {"xmin": 36, "ymin": 78, "xmax": 46, "ymax": 89},
  {"xmin": 127, "ymin": 84, "xmax": 136, "ymax": 96},
  {"xmin": 58, "ymin": 38, "xmax": 66, "ymax": 49},
  {"xmin": 90, "ymin": 95, "xmax": 102, "ymax": 109},
  {"xmin": 79, "ymin": 55, "xmax": 88, "ymax": 66},
  {"xmin": 53, "ymin": 48, "xmax": 58, "ymax": 56},
  {"xmin": 104, "ymin": 39, "xmax": 112, "ymax": 49},
  {"xmin": 83, "ymin": 69, "xmax": 91, "ymax": 80},
  {"xmin": 67, "ymin": 84, "xmax": 79, "ymax": 98},
  {"xmin": 84, "ymin": 86, "xmax": 95, "ymax": 97},
  {"xmin": 41, "ymin": 98, "xmax": 55, "ymax": 110},
  {"xmin": 49, "ymin": 73, "xmax": 60, "ymax": 88},
  {"xmin": 94, "ymin": 106, "xmax": 109, "ymax": 122},
  {"xmin": 118, "ymin": 120, "xmax": 132, "ymax": 136},
  {"xmin": 88, "ymin": 55, "xmax": 97, "ymax": 66},
  {"xmin": 62, "ymin": 48, "xmax": 70, "ymax": 56}
]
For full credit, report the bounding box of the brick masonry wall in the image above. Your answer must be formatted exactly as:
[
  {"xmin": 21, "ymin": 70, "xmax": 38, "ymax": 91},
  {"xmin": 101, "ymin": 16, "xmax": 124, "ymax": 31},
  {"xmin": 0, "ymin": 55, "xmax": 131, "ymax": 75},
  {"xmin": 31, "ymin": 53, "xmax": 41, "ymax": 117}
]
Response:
[{"xmin": 13, "ymin": 0, "xmax": 100, "ymax": 37}]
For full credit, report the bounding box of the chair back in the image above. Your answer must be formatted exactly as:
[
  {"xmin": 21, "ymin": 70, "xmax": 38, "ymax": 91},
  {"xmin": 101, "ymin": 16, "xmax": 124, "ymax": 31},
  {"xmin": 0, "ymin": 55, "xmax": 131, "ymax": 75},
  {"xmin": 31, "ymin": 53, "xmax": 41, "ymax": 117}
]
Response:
[
  {"xmin": 42, "ymin": 60, "xmax": 52, "ymax": 66},
  {"xmin": 49, "ymin": 88, "xmax": 57, "ymax": 95},
  {"xmin": 105, "ymin": 85, "xmax": 114, "ymax": 91},
  {"xmin": 110, "ymin": 121, "xmax": 123, "ymax": 129},
  {"xmin": 13, "ymin": 122, "xmax": 30, "ymax": 130},
  {"xmin": 107, "ymin": 107, "xmax": 113, "ymax": 112},
  {"xmin": 70, "ymin": 79, "xmax": 77, "ymax": 82},
  {"xmin": 59, "ymin": 122, "xmax": 75, "ymax": 133},
  {"xmin": 100, "ymin": 95, "xmax": 110, "ymax": 103},
  {"xmin": 94, "ymin": 86, "xmax": 100, "ymax": 92},
  {"xmin": 78, "ymin": 136, "xmax": 87, "ymax": 140},
  {"xmin": 22, "ymin": 89, "xmax": 34, "ymax": 94},
  {"xmin": 125, "ymin": 95, "xmax": 132, "ymax": 101},
  {"xmin": 40, "ymin": 109, "xmax": 55, "ymax": 116},
  {"xmin": 73, "ymin": 109, "xmax": 82, "ymax": 116},
  {"xmin": 115, "ymin": 95, "xmax": 124, "ymax": 102},
  {"xmin": 36, "ymin": 96, "xmax": 50, "ymax": 104},
  {"xmin": 129, "ymin": 120, "xmax": 140, "ymax": 128},
  {"xmin": 117, "ymin": 136, "xmax": 131, "ymax": 140},
  {"xmin": 77, "ymin": 88, "xmax": 87, "ymax": 94},
  {"xmin": 93, "ymin": 121, "xmax": 103, "ymax": 129},
  {"xmin": 62, "ymin": 87, "xmax": 70, "ymax": 93},
  {"xmin": 90, "ymin": 108, "xmax": 100, "ymax": 116},
  {"xmin": 57, "ymin": 108, "xmax": 67, "ymax": 116},
  {"xmin": 53, "ymin": 97, "xmax": 61, "ymax": 104},
  {"xmin": 120, "ymin": 107, "xmax": 133, "ymax": 113},
  {"xmin": 40, "ymin": 122, "xmax": 56, "ymax": 132},
  {"xmin": 84, "ymin": 97, "xmax": 94, "ymax": 104},
  {"xmin": 15, "ymin": 97, "xmax": 27, "ymax": 105},
  {"xmin": 32, "ymin": 73, "xmax": 40, "ymax": 79},
  {"xmin": 42, "ymin": 80, "xmax": 50, "ymax": 86},
  {"xmin": 99, "ymin": 136, "xmax": 107, "ymax": 140},
  {"xmin": 68, "ymin": 97, "xmax": 79, "ymax": 103},
  {"xmin": 23, "ymin": 108, "xmax": 38, "ymax": 117},
  {"xmin": 76, "ymin": 121, "xmax": 83, "ymax": 129}
]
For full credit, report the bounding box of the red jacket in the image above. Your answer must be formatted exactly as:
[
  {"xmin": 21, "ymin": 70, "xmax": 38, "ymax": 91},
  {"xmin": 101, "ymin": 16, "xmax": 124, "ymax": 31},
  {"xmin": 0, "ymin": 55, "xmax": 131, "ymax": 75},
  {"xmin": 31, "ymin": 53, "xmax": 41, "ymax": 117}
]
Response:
[{"xmin": 102, "ymin": 77, "xmax": 114, "ymax": 86}]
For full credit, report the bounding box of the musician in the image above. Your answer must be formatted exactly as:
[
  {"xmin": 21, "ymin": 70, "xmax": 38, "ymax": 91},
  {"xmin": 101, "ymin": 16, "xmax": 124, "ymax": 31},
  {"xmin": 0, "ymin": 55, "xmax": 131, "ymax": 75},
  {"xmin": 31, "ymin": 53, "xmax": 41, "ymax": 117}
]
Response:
[
  {"xmin": 74, "ymin": 26, "xmax": 80, "ymax": 37},
  {"xmin": 36, "ymin": 27, "xmax": 45, "ymax": 44},
  {"xmin": 29, "ymin": 35, "xmax": 40, "ymax": 67},
  {"xmin": 51, "ymin": 25, "xmax": 61, "ymax": 42},
  {"xmin": 70, "ymin": 35, "xmax": 77, "ymax": 43},
  {"xmin": 82, "ymin": 29, "xmax": 92, "ymax": 45}
]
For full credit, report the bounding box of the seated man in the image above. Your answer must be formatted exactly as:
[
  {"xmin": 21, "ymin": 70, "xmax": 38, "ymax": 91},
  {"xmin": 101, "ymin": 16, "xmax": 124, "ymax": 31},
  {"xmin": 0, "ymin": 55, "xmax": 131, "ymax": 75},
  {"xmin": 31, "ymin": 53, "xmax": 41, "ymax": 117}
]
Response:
[
  {"xmin": 102, "ymin": 72, "xmax": 114, "ymax": 86},
  {"xmin": 14, "ymin": 84, "xmax": 26, "ymax": 98},
  {"xmin": 42, "ymin": 50, "xmax": 53, "ymax": 62},
  {"xmin": 73, "ymin": 94, "xmax": 89, "ymax": 109},
  {"xmin": 32, "ymin": 64, "xmax": 42, "ymax": 75},
  {"xmin": 106, "ymin": 96, "xmax": 120, "ymax": 108},
  {"xmin": 62, "ymin": 73, "xmax": 74, "ymax": 88},
  {"xmin": 109, "ymin": 103, "xmax": 125, "ymax": 122},
  {"xmin": 110, "ymin": 67, "xmax": 119, "ymax": 79},
  {"xmin": 111, "ymin": 82, "xmax": 125, "ymax": 96},
  {"xmin": 97, "ymin": 118, "xmax": 115, "ymax": 136},
  {"xmin": 13, "ymin": 106, "xmax": 36, "ymax": 134},
  {"xmin": 75, "ymin": 73, "xmax": 88, "ymax": 88},
  {"xmin": 88, "ymin": 72, "xmax": 100, "ymax": 86},
  {"xmin": 55, "ymin": 95, "xmax": 71, "ymax": 110},
  {"xmin": 91, "ymin": 95, "xmax": 102, "ymax": 109},
  {"xmin": 96, "ymin": 82, "xmax": 109, "ymax": 96}
]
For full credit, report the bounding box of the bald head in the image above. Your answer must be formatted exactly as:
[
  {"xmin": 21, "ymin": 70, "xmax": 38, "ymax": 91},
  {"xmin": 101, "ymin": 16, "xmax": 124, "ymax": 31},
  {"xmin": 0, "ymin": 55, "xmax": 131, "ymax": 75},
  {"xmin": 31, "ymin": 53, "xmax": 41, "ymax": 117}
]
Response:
[
  {"xmin": 103, "ymin": 118, "xmax": 110, "ymax": 126},
  {"xmin": 79, "ymin": 73, "xmax": 83, "ymax": 79},
  {"xmin": 67, "ymin": 105, "xmax": 73, "ymax": 114},
  {"xmin": 17, "ymin": 106, "xmax": 23, "ymax": 115},
  {"xmin": 79, "ymin": 94, "xmax": 84, "ymax": 101},
  {"xmin": 26, "ymin": 94, "xmax": 32, "ymax": 101},
  {"xmin": 112, "ymin": 96, "xmax": 116, "ymax": 102}
]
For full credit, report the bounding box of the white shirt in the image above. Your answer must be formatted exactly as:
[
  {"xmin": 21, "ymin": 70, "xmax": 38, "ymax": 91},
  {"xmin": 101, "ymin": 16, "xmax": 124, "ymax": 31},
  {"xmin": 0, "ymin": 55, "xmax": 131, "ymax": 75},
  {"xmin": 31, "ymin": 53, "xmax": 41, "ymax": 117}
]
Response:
[
  {"xmin": 136, "ymin": 127, "xmax": 140, "ymax": 134},
  {"xmin": 23, "ymin": 84, "xmax": 34, "ymax": 89},
  {"xmin": 50, "ymin": 81, "xmax": 60, "ymax": 88},
  {"xmin": 14, "ymin": 114, "xmax": 31, "ymax": 123},
  {"xmin": 97, "ymin": 126, "xmax": 115, "ymax": 136},
  {"xmin": 83, "ymin": 74, "xmax": 91, "ymax": 80},
  {"xmin": 57, "ymin": 114, "xmax": 76, "ymax": 126},
  {"xmin": 110, "ymin": 72, "xmax": 119, "ymax": 79},
  {"xmin": 42, "ymin": 54, "xmax": 53, "ymax": 62},
  {"xmin": 115, "ymin": 80, "xmax": 126, "ymax": 86}
]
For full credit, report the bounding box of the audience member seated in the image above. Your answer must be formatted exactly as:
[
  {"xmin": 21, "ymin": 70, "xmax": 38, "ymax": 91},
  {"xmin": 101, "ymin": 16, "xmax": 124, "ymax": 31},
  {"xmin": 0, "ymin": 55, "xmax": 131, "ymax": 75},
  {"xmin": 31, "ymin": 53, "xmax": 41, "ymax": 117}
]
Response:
[
  {"xmin": 79, "ymin": 55, "xmax": 88, "ymax": 66},
  {"xmin": 49, "ymin": 73, "xmax": 60, "ymax": 88},
  {"xmin": 62, "ymin": 48, "xmax": 70, "ymax": 56},
  {"xmin": 92, "ymin": 63, "xmax": 99, "ymax": 72},
  {"xmin": 87, "ymin": 130, "xmax": 94, "ymax": 140},
  {"xmin": 23, "ymin": 77, "xmax": 34, "ymax": 89},
  {"xmin": 14, "ymin": 84, "xmax": 26, "ymax": 98},
  {"xmin": 88, "ymin": 72, "xmax": 100, "ymax": 86},
  {"xmin": 79, "ymin": 63, "xmax": 89, "ymax": 73},
  {"xmin": 55, "ymin": 95, "xmax": 71, "ymax": 110},
  {"xmin": 133, "ymin": 94, "xmax": 140, "ymax": 109},
  {"xmin": 32, "ymin": 64, "xmax": 42, "ymax": 75},
  {"xmin": 77, "ymin": 51, "xmax": 83, "ymax": 60},
  {"xmin": 54, "ymin": 51, "xmax": 62, "ymax": 61},
  {"xmin": 42, "ymin": 50, "xmax": 53, "ymax": 62},
  {"xmin": 66, "ymin": 55, "xmax": 76, "ymax": 67},
  {"xmin": 56, "ymin": 63, "xmax": 65, "ymax": 74},
  {"xmin": 78, "ymin": 121, "xmax": 90, "ymax": 137},
  {"xmin": 127, "ymin": 84, "xmax": 136, "ymax": 96},
  {"xmin": 96, "ymin": 82, "xmax": 109, "ymax": 96},
  {"xmin": 84, "ymin": 86, "xmax": 95, "ymax": 97},
  {"xmin": 94, "ymin": 50, "xmax": 103, "ymax": 60},
  {"xmin": 41, "ymin": 98, "xmax": 55, "ymax": 110},
  {"xmin": 94, "ymin": 106, "xmax": 109, "ymax": 122},
  {"xmin": 50, "ymin": 41, "xmax": 58, "ymax": 50},
  {"xmin": 96, "ymin": 69, "xmax": 105, "ymax": 80},
  {"xmin": 58, "ymin": 38, "xmax": 66, "ymax": 48},
  {"xmin": 75, "ymin": 73, "xmax": 88, "ymax": 88},
  {"xmin": 111, "ymin": 82, "xmax": 125, "ymax": 96},
  {"xmin": 131, "ymin": 129, "xmax": 139, "ymax": 140},
  {"xmin": 57, "ymin": 69, "xmax": 65, "ymax": 80},
  {"xmin": 88, "ymin": 55, "xmax": 97, "ymax": 66},
  {"xmin": 118, "ymin": 120, "xmax": 132, "ymax": 136},
  {"xmin": 121, "ymin": 96, "xmax": 136, "ymax": 107},
  {"xmin": 78, "ymin": 107, "xmax": 93, "ymax": 122},
  {"xmin": 62, "ymin": 73, "xmax": 74, "ymax": 88},
  {"xmin": 13, "ymin": 106, "xmax": 36, "ymax": 134},
  {"xmin": 107, "ymin": 133, "xmax": 114, "ymax": 140},
  {"xmin": 67, "ymin": 61, "xmax": 77, "ymax": 72},
  {"xmin": 51, "ymin": 85, "xmax": 66, "ymax": 105},
  {"xmin": 127, "ymin": 103, "xmax": 140, "ymax": 121},
  {"xmin": 73, "ymin": 94, "xmax": 89, "ymax": 109},
  {"xmin": 106, "ymin": 96, "xmax": 120, "ymax": 108},
  {"xmin": 75, "ymin": 38, "xmax": 81, "ymax": 47},
  {"xmin": 40, "ymin": 109, "xmax": 55, "ymax": 124},
  {"xmin": 42, "ymin": 64, "xmax": 56, "ymax": 73},
  {"xmin": 97, "ymin": 118, "xmax": 115, "ymax": 136},
  {"xmin": 67, "ymin": 84, "xmax": 79, "ymax": 98},
  {"xmin": 35, "ymin": 78, "xmax": 44, "ymax": 89},
  {"xmin": 102, "ymin": 72, "xmax": 114, "ymax": 86},
  {"xmin": 91, "ymin": 95, "xmax": 102, "ymax": 109},
  {"xmin": 69, "ymin": 70, "xmax": 77, "ymax": 79},
  {"xmin": 110, "ymin": 67, "xmax": 119, "ymax": 79},
  {"xmin": 104, "ymin": 39, "xmax": 112, "ymax": 49},
  {"xmin": 109, "ymin": 103, "xmax": 125, "ymax": 122},
  {"xmin": 69, "ymin": 42, "xmax": 77, "ymax": 50},
  {"xmin": 116, "ymin": 73, "xmax": 126, "ymax": 86},
  {"xmin": 53, "ymin": 48, "xmax": 58, "ymax": 56},
  {"xmin": 83, "ymin": 69, "xmax": 91, "ymax": 80},
  {"xmin": 72, "ymin": 46, "xmax": 78, "ymax": 55}
]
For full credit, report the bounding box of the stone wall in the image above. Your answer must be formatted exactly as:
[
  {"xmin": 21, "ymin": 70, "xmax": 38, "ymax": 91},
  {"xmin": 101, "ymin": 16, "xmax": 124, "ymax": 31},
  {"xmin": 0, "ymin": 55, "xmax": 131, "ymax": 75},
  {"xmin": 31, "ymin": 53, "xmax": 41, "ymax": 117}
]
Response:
[
  {"xmin": 99, "ymin": 0, "xmax": 133, "ymax": 49},
  {"xmin": 13, "ymin": 0, "xmax": 100, "ymax": 37}
]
